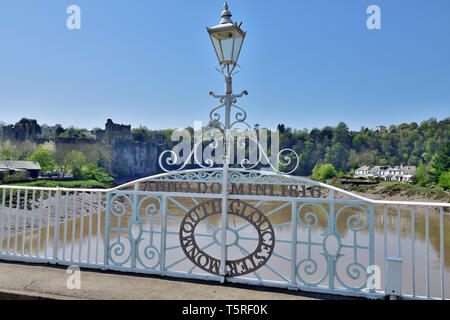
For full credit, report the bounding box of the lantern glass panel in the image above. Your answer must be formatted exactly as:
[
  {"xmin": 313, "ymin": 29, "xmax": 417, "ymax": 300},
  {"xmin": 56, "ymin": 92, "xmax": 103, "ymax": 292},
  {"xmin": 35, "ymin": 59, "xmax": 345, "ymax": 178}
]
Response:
[
  {"xmin": 232, "ymin": 34, "xmax": 244, "ymax": 63},
  {"xmin": 210, "ymin": 35, "xmax": 223, "ymax": 62},
  {"xmin": 220, "ymin": 37, "xmax": 234, "ymax": 62}
]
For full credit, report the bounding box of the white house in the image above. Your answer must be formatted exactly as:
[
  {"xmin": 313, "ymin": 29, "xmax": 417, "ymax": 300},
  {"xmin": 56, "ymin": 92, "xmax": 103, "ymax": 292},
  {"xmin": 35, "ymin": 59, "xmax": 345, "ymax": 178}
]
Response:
[
  {"xmin": 354, "ymin": 166, "xmax": 371, "ymax": 176},
  {"xmin": 354, "ymin": 165, "xmax": 416, "ymax": 182},
  {"xmin": 373, "ymin": 125, "xmax": 387, "ymax": 133},
  {"xmin": 387, "ymin": 166, "xmax": 416, "ymax": 182}
]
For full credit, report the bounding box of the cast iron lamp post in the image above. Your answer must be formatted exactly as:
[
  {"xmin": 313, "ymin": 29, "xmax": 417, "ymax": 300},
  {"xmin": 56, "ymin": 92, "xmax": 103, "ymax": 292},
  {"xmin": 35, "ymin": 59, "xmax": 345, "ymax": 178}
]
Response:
[{"xmin": 207, "ymin": 2, "xmax": 248, "ymax": 277}]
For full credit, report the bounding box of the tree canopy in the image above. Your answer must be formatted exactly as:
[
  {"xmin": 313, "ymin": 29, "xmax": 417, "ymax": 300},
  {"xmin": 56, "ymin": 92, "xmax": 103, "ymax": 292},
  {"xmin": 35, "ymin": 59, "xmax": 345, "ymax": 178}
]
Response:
[
  {"xmin": 275, "ymin": 117, "xmax": 449, "ymax": 177},
  {"xmin": 28, "ymin": 144, "xmax": 55, "ymax": 172}
]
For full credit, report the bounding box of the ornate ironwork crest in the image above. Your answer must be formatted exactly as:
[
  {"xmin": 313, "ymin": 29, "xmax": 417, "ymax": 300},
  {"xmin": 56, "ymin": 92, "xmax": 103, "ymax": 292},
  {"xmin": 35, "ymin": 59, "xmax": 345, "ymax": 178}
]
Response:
[{"xmin": 179, "ymin": 199, "xmax": 275, "ymax": 276}]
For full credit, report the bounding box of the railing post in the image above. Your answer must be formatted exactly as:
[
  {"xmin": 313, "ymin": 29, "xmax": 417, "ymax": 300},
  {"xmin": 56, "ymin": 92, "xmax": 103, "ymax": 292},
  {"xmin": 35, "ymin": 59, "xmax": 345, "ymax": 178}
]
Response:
[
  {"xmin": 0, "ymin": 189, "xmax": 5, "ymax": 254},
  {"xmin": 21, "ymin": 190, "xmax": 28, "ymax": 255},
  {"xmin": 368, "ymin": 203, "xmax": 375, "ymax": 293},
  {"xmin": 328, "ymin": 190, "xmax": 335, "ymax": 290},
  {"xmin": 103, "ymin": 192, "xmax": 111, "ymax": 268},
  {"xmin": 290, "ymin": 200, "xmax": 297, "ymax": 288},
  {"xmin": 53, "ymin": 188, "xmax": 61, "ymax": 262},
  {"xmin": 440, "ymin": 207, "xmax": 445, "ymax": 300},
  {"xmin": 14, "ymin": 188, "xmax": 20, "ymax": 255},
  {"xmin": 220, "ymin": 166, "xmax": 229, "ymax": 281},
  {"xmin": 383, "ymin": 204, "xmax": 388, "ymax": 290},
  {"xmin": 411, "ymin": 206, "xmax": 416, "ymax": 297},
  {"xmin": 425, "ymin": 207, "xmax": 430, "ymax": 299},
  {"xmin": 30, "ymin": 190, "xmax": 36, "ymax": 257},
  {"xmin": 160, "ymin": 195, "xmax": 167, "ymax": 272},
  {"xmin": 385, "ymin": 256, "xmax": 402, "ymax": 300},
  {"xmin": 130, "ymin": 183, "xmax": 139, "ymax": 269},
  {"xmin": 7, "ymin": 189, "xmax": 13, "ymax": 254}
]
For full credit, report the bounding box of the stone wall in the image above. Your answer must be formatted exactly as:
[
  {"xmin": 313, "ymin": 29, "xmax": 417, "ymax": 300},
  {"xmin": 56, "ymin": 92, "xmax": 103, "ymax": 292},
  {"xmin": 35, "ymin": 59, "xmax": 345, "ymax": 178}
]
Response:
[
  {"xmin": 55, "ymin": 137, "xmax": 97, "ymax": 145},
  {"xmin": 0, "ymin": 118, "xmax": 41, "ymax": 142},
  {"xmin": 105, "ymin": 119, "xmax": 131, "ymax": 144}
]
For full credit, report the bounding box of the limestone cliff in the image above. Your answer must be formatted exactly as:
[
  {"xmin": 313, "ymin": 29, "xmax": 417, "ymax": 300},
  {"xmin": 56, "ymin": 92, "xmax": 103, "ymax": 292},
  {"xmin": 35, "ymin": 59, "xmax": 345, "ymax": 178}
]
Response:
[{"xmin": 111, "ymin": 140, "xmax": 161, "ymax": 179}]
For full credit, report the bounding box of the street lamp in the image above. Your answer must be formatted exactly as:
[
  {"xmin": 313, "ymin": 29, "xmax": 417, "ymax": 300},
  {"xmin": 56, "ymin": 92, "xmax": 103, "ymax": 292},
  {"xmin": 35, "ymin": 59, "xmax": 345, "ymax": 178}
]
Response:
[
  {"xmin": 207, "ymin": 2, "xmax": 246, "ymax": 70},
  {"xmin": 207, "ymin": 2, "xmax": 246, "ymax": 94},
  {"xmin": 207, "ymin": 2, "xmax": 248, "ymax": 277}
]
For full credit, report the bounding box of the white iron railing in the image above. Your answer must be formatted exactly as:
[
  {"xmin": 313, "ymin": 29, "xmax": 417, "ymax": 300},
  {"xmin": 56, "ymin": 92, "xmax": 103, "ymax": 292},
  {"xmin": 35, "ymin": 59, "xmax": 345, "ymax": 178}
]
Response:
[{"xmin": 0, "ymin": 169, "xmax": 448, "ymax": 300}]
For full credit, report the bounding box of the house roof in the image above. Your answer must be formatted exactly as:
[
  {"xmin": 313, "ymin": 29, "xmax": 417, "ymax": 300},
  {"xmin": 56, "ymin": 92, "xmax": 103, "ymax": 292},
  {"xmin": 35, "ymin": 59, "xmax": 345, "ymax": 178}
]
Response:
[
  {"xmin": 0, "ymin": 160, "xmax": 41, "ymax": 171},
  {"xmin": 400, "ymin": 166, "xmax": 416, "ymax": 174},
  {"xmin": 370, "ymin": 166, "xmax": 389, "ymax": 172},
  {"xmin": 356, "ymin": 166, "xmax": 371, "ymax": 171}
]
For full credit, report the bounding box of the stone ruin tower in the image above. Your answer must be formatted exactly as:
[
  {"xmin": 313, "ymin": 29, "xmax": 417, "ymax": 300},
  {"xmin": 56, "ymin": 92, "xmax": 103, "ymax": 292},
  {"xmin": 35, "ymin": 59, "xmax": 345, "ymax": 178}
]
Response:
[{"xmin": 104, "ymin": 119, "xmax": 131, "ymax": 145}]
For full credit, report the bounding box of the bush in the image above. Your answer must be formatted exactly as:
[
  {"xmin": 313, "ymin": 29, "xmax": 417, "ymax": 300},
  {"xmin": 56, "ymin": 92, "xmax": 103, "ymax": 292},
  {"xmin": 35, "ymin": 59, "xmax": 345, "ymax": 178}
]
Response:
[
  {"xmin": 0, "ymin": 171, "xmax": 28, "ymax": 183},
  {"xmin": 337, "ymin": 168, "xmax": 347, "ymax": 178},
  {"xmin": 311, "ymin": 163, "xmax": 337, "ymax": 181},
  {"xmin": 81, "ymin": 165, "xmax": 115, "ymax": 186},
  {"xmin": 439, "ymin": 170, "xmax": 450, "ymax": 190}
]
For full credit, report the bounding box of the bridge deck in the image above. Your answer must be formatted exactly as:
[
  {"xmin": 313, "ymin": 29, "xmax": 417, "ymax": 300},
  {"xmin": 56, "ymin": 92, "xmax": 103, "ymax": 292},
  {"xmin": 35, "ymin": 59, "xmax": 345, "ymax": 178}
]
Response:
[{"xmin": 0, "ymin": 261, "xmax": 345, "ymax": 300}]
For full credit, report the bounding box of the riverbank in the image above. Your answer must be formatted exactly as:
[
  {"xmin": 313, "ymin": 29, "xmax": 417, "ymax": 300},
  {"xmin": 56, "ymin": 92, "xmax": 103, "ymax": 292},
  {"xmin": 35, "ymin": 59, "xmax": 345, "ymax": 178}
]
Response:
[
  {"xmin": 5, "ymin": 179, "xmax": 114, "ymax": 189},
  {"xmin": 3, "ymin": 177, "xmax": 450, "ymax": 205},
  {"xmin": 335, "ymin": 181, "xmax": 450, "ymax": 204}
]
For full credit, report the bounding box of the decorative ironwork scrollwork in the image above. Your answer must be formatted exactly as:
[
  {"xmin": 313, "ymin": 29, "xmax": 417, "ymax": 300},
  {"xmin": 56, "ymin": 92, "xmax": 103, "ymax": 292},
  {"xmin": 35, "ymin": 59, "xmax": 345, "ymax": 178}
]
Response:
[
  {"xmin": 106, "ymin": 193, "xmax": 163, "ymax": 270},
  {"xmin": 295, "ymin": 202, "xmax": 373, "ymax": 290}
]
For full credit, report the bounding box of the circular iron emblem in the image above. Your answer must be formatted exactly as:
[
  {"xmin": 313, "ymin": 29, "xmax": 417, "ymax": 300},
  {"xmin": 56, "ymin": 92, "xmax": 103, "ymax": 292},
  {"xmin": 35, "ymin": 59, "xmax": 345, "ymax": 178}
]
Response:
[{"xmin": 179, "ymin": 199, "xmax": 275, "ymax": 276}]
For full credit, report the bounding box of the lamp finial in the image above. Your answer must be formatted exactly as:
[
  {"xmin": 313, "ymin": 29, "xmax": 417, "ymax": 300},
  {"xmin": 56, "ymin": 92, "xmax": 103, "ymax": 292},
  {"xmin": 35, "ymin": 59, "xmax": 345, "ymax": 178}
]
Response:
[{"xmin": 221, "ymin": 2, "xmax": 233, "ymax": 24}]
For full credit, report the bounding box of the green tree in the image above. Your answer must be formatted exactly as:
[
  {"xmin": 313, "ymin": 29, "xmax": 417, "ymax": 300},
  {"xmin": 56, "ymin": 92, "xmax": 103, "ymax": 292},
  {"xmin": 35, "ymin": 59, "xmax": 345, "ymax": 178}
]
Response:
[
  {"xmin": 277, "ymin": 124, "xmax": 286, "ymax": 134},
  {"xmin": 54, "ymin": 145, "xmax": 71, "ymax": 177},
  {"xmin": 407, "ymin": 155, "xmax": 419, "ymax": 166},
  {"xmin": 422, "ymin": 152, "xmax": 433, "ymax": 162},
  {"xmin": 0, "ymin": 145, "xmax": 19, "ymax": 160},
  {"xmin": 28, "ymin": 145, "xmax": 55, "ymax": 172},
  {"xmin": 431, "ymin": 141, "xmax": 450, "ymax": 182},
  {"xmin": 64, "ymin": 150, "xmax": 86, "ymax": 178},
  {"xmin": 439, "ymin": 170, "xmax": 450, "ymax": 190},
  {"xmin": 425, "ymin": 137, "xmax": 439, "ymax": 154},
  {"xmin": 131, "ymin": 126, "xmax": 150, "ymax": 143},
  {"xmin": 352, "ymin": 134, "xmax": 367, "ymax": 151},
  {"xmin": 324, "ymin": 143, "xmax": 348, "ymax": 170},
  {"xmin": 334, "ymin": 122, "xmax": 351, "ymax": 147},
  {"xmin": 415, "ymin": 162, "xmax": 431, "ymax": 186}
]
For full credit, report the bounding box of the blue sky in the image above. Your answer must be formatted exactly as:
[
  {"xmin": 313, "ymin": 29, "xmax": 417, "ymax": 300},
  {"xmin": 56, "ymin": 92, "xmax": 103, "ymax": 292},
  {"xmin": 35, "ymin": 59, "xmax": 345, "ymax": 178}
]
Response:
[{"xmin": 0, "ymin": 0, "xmax": 449, "ymax": 131}]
